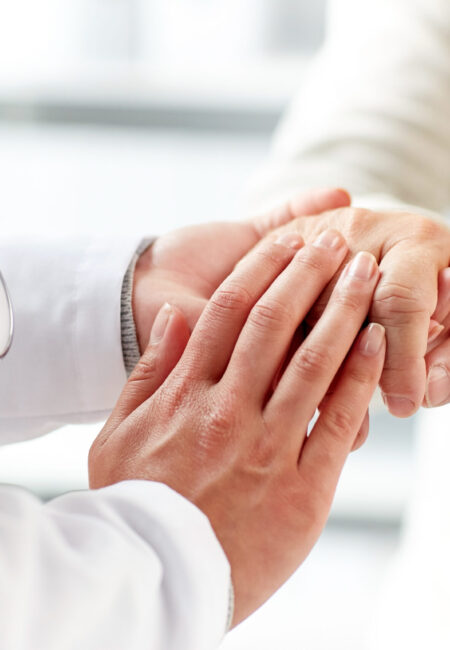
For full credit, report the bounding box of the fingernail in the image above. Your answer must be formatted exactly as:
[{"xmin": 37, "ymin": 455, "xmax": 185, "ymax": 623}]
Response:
[
  {"xmin": 382, "ymin": 394, "xmax": 416, "ymax": 417},
  {"xmin": 150, "ymin": 303, "xmax": 172, "ymax": 345},
  {"xmin": 359, "ymin": 323, "xmax": 385, "ymax": 357},
  {"xmin": 348, "ymin": 252, "xmax": 377, "ymax": 281},
  {"xmin": 275, "ymin": 232, "xmax": 304, "ymax": 250},
  {"xmin": 426, "ymin": 364, "xmax": 450, "ymax": 407},
  {"xmin": 313, "ymin": 229, "xmax": 344, "ymax": 250}
]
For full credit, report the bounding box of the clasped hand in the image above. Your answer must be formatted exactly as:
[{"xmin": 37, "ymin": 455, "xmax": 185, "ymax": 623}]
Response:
[
  {"xmin": 132, "ymin": 191, "xmax": 450, "ymax": 416},
  {"xmin": 90, "ymin": 226, "xmax": 385, "ymax": 625}
]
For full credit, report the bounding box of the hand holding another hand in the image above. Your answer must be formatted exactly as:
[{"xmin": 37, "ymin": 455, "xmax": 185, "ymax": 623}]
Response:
[
  {"xmin": 268, "ymin": 203, "xmax": 450, "ymax": 415},
  {"xmin": 131, "ymin": 188, "xmax": 351, "ymax": 353},
  {"xmin": 90, "ymin": 228, "xmax": 385, "ymax": 625}
]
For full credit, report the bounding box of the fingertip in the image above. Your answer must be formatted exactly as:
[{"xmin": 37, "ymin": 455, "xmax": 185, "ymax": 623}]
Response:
[
  {"xmin": 290, "ymin": 187, "xmax": 352, "ymax": 218},
  {"xmin": 312, "ymin": 187, "xmax": 351, "ymax": 210},
  {"xmin": 147, "ymin": 303, "xmax": 190, "ymax": 347},
  {"xmin": 330, "ymin": 188, "xmax": 352, "ymax": 207},
  {"xmin": 274, "ymin": 231, "xmax": 305, "ymax": 250},
  {"xmin": 149, "ymin": 302, "xmax": 173, "ymax": 347},
  {"xmin": 381, "ymin": 393, "xmax": 418, "ymax": 418}
]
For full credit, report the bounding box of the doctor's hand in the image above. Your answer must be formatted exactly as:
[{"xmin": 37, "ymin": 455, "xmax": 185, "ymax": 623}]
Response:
[
  {"xmin": 131, "ymin": 188, "xmax": 350, "ymax": 353},
  {"xmin": 90, "ymin": 228, "xmax": 385, "ymax": 626},
  {"xmin": 268, "ymin": 204, "xmax": 450, "ymax": 417}
]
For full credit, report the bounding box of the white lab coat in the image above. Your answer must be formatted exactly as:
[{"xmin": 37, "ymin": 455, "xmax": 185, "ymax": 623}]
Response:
[
  {"xmin": 0, "ymin": 237, "xmax": 230, "ymax": 650},
  {"xmin": 246, "ymin": 0, "xmax": 450, "ymax": 648}
]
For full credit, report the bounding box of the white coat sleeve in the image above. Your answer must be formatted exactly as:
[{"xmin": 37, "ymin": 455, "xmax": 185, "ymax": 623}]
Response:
[
  {"xmin": 0, "ymin": 236, "xmax": 142, "ymax": 445},
  {"xmin": 246, "ymin": 0, "xmax": 450, "ymax": 216},
  {"xmin": 0, "ymin": 480, "xmax": 231, "ymax": 650}
]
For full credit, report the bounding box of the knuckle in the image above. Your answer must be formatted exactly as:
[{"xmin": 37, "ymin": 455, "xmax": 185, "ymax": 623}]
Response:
[
  {"xmin": 198, "ymin": 396, "xmax": 237, "ymax": 452},
  {"xmin": 294, "ymin": 249, "xmax": 329, "ymax": 275},
  {"xmin": 129, "ymin": 351, "xmax": 158, "ymax": 383},
  {"xmin": 332, "ymin": 289, "xmax": 365, "ymax": 314},
  {"xmin": 210, "ymin": 283, "xmax": 253, "ymax": 315},
  {"xmin": 157, "ymin": 375, "xmax": 194, "ymax": 416},
  {"xmin": 321, "ymin": 404, "xmax": 356, "ymax": 443},
  {"xmin": 373, "ymin": 281, "xmax": 428, "ymax": 323},
  {"xmin": 411, "ymin": 216, "xmax": 442, "ymax": 241},
  {"xmin": 337, "ymin": 206, "xmax": 372, "ymax": 239},
  {"xmin": 249, "ymin": 297, "xmax": 293, "ymax": 333},
  {"xmin": 292, "ymin": 344, "xmax": 334, "ymax": 382},
  {"xmin": 383, "ymin": 350, "xmax": 423, "ymax": 371},
  {"xmin": 256, "ymin": 243, "xmax": 292, "ymax": 267},
  {"xmin": 346, "ymin": 363, "xmax": 377, "ymax": 387}
]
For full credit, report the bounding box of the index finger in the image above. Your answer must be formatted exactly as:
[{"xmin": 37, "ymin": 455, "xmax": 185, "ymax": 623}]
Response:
[{"xmin": 372, "ymin": 244, "xmax": 439, "ymax": 417}]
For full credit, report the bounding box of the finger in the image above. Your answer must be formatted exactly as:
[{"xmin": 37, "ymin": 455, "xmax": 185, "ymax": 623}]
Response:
[
  {"xmin": 267, "ymin": 252, "xmax": 380, "ymax": 444},
  {"xmin": 432, "ymin": 267, "xmax": 450, "ymax": 324},
  {"xmin": 250, "ymin": 188, "xmax": 351, "ymax": 237},
  {"xmin": 373, "ymin": 245, "xmax": 439, "ymax": 418},
  {"xmin": 319, "ymin": 395, "xmax": 370, "ymax": 452},
  {"xmin": 181, "ymin": 233, "xmax": 304, "ymax": 379},
  {"xmin": 298, "ymin": 324, "xmax": 385, "ymax": 501},
  {"xmin": 428, "ymin": 319, "xmax": 445, "ymax": 346},
  {"xmin": 352, "ymin": 410, "xmax": 370, "ymax": 452},
  {"xmin": 110, "ymin": 304, "xmax": 191, "ymax": 426},
  {"xmin": 222, "ymin": 230, "xmax": 348, "ymax": 401},
  {"xmin": 424, "ymin": 336, "xmax": 450, "ymax": 408}
]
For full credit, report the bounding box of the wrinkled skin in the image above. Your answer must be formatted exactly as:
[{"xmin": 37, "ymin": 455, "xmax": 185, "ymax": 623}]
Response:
[{"xmin": 268, "ymin": 205, "xmax": 450, "ymax": 416}]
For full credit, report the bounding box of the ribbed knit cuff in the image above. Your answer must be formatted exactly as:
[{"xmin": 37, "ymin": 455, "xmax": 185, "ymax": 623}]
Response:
[{"xmin": 120, "ymin": 238, "xmax": 154, "ymax": 376}]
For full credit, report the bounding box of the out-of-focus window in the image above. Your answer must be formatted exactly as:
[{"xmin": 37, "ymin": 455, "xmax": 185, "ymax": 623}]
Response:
[{"xmin": 0, "ymin": 0, "xmax": 326, "ymax": 80}]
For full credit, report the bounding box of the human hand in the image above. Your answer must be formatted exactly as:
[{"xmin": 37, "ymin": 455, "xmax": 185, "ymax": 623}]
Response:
[
  {"xmin": 90, "ymin": 228, "xmax": 385, "ymax": 625},
  {"xmin": 267, "ymin": 204, "xmax": 450, "ymax": 416},
  {"xmin": 132, "ymin": 188, "xmax": 350, "ymax": 353},
  {"xmin": 424, "ymin": 267, "xmax": 450, "ymax": 408}
]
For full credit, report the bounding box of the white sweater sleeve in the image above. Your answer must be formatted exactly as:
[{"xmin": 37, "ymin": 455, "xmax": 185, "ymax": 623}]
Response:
[
  {"xmin": 0, "ymin": 480, "xmax": 230, "ymax": 650},
  {"xmin": 246, "ymin": 0, "xmax": 450, "ymax": 215},
  {"xmin": 0, "ymin": 236, "xmax": 142, "ymax": 444}
]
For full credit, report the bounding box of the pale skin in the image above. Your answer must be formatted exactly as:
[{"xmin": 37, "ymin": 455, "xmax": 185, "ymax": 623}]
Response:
[
  {"xmin": 90, "ymin": 227, "xmax": 386, "ymax": 626},
  {"xmin": 132, "ymin": 195, "xmax": 450, "ymax": 418}
]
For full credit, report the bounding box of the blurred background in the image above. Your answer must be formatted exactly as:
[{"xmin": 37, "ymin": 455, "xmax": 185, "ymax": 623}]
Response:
[{"xmin": 0, "ymin": 1, "xmax": 416, "ymax": 648}]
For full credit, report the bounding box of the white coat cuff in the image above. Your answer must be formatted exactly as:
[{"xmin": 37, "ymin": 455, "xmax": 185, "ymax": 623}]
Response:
[
  {"xmin": 73, "ymin": 237, "xmax": 143, "ymax": 413},
  {"xmin": 100, "ymin": 480, "xmax": 232, "ymax": 649}
]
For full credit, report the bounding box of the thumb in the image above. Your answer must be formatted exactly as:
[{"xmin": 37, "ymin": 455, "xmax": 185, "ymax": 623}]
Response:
[
  {"xmin": 110, "ymin": 303, "xmax": 191, "ymax": 426},
  {"xmin": 250, "ymin": 188, "xmax": 351, "ymax": 237}
]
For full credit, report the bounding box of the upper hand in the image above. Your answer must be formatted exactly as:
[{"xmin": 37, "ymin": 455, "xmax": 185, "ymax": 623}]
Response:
[
  {"xmin": 131, "ymin": 188, "xmax": 351, "ymax": 352},
  {"xmin": 90, "ymin": 227, "xmax": 385, "ymax": 625},
  {"xmin": 270, "ymin": 205, "xmax": 450, "ymax": 416}
]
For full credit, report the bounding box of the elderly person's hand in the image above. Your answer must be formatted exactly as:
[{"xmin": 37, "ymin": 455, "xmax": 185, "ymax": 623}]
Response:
[
  {"xmin": 265, "ymin": 202, "xmax": 450, "ymax": 416},
  {"xmin": 90, "ymin": 228, "xmax": 385, "ymax": 626}
]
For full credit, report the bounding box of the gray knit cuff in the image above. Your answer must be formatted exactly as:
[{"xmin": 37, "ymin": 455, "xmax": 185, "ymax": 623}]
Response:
[{"xmin": 121, "ymin": 238, "xmax": 154, "ymax": 376}]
